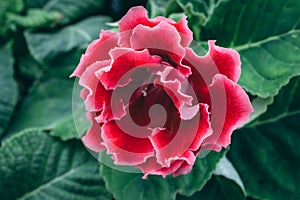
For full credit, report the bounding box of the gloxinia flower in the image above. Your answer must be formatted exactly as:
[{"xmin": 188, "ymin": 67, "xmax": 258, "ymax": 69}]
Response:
[{"xmin": 71, "ymin": 6, "xmax": 253, "ymax": 178}]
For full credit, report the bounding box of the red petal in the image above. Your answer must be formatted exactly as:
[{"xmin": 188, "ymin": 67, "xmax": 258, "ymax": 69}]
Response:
[
  {"xmin": 173, "ymin": 161, "xmax": 193, "ymax": 177},
  {"xmin": 189, "ymin": 104, "xmax": 212, "ymax": 151},
  {"xmin": 148, "ymin": 104, "xmax": 211, "ymax": 167},
  {"xmin": 150, "ymin": 125, "xmax": 197, "ymax": 167},
  {"xmin": 119, "ymin": 6, "xmax": 158, "ymax": 32},
  {"xmin": 119, "ymin": 6, "xmax": 192, "ymax": 47},
  {"xmin": 137, "ymin": 157, "xmax": 185, "ymax": 179},
  {"xmin": 79, "ymin": 60, "xmax": 111, "ymax": 111},
  {"xmin": 82, "ymin": 112, "xmax": 105, "ymax": 152},
  {"xmin": 94, "ymin": 98, "xmax": 125, "ymax": 124},
  {"xmin": 184, "ymin": 41, "xmax": 241, "ymax": 86},
  {"xmin": 118, "ymin": 6, "xmax": 158, "ymax": 47},
  {"xmin": 101, "ymin": 120, "xmax": 154, "ymax": 165},
  {"xmin": 100, "ymin": 48, "xmax": 162, "ymax": 90},
  {"xmin": 172, "ymin": 16, "xmax": 193, "ymax": 47},
  {"xmin": 80, "ymin": 88, "xmax": 89, "ymax": 100},
  {"xmin": 208, "ymin": 40, "xmax": 241, "ymax": 82},
  {"xmin": 101, "ymin": 134, "xmax": 154, "ymax": 166},
  {"xmin": 71, "ymin": 30, "xmax": 118, "ymax": 77},
  {"xmin": 202, "ymin": 74, "xmax": 253, "ymax": 151},
  {"xmin": 154, "ymin": 67, "xmax": 197, "ymax": 120},
  {"xmin": 130, "ymin": 21, "xmax": 185, "ymax": 66}
]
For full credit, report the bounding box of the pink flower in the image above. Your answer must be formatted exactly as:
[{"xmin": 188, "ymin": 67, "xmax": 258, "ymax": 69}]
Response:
[{"xmin": 71, "ymin": 6, "xmax": 253, "ymax": 178}]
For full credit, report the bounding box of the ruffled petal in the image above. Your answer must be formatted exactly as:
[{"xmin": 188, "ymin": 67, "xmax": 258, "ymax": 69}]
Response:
[
  {"xmin": 172, "ymin": 16, "xmax": 193, "ymax": 47},
  {"xmin": 131, "ymin": 22, "xmax": 192, "ymax": 76},
  {"xmin": 149, "ymin": 124, "xmax": 197, "ymax": 167},
  {"xmin": 172, "ymin": 161, "xmax": 193, "ymax": 177},
  {"xmin": 101, "ymin": 120, "xmax": 154, "ymax": 165},
  {"xmin": 119, "ymin": 6, "xmax": 192, "ymax": 48},
  {"xmin": 79, "ymin": 60, "xmax": 111, "ymax": 111},
  {"xmin": 208, "ymin": 40, "xmax": 241, "ymax": 82},
  {"xmin": 80, "ymin": 88, "xmax": 89, "ymax": 100},
  {"xmin": 71, "ymin": 30, "xmax": 118, "ymax": 77},
  {"xmin": 137, "ymin": 157, "xmax": 185, "ymax": 179},
  {"xmin": 119, "ymin": 6, "xmax": 158, "ymax": 32},
  {"xmin": 82, "ymin": 112, "xmax": 105, "ymax": 152},
  {"xmin": 154, "ymin": 67, "xmax": 198, "ymax": 120},
  {"xmin": 202, "ymin": 74, "xmax": 253, "ymax": 151},
  {"xmin": 130, "ymin": 21, "xmax": 186, "ymax": 68},
  {"xmin": 189, "ymin": 103, "xmax": 212, "ymax": 151},
  {"xmin": 118, "ymin": 6, "xmax": 158, "ymax": 47},
  {"xmin": 184, "ymin": 41, "xmax": 241, "ymax": 86},
  {"xmin": 99, "ymin": 48, "xmax": 162, "ymax": 90}
]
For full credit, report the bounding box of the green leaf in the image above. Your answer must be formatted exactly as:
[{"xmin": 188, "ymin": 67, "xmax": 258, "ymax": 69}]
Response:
[
  {"xmin": 101, "ymin": 166, "xmax": 173, "ymax": 200},
  {"xmin": 213, "ymin": 157, "xmax": 245, "ymax": 193},
  {"xmin": 175, "ymin": 0, "xmax": 208, "ymax": 40},
  {"xmin": 25, "ymin": 15, "xmax": 112, "ymax": 64},
  {"xmin": 200, "ymin": 0, "xmax": 300, "ymax": 97},
  {"xmin": 6, "ymin": 9, "xmax": 62, "ymax": 29},
  {"xmin": 26, "ymin": 0, "xmax": 107, "ymax": 25},
  {"xmin": 0, "ymin": 45, "xmax": 18, "ymax": 137},
  {"xmin": 0, "ymin": 128, "xmax": 112, "ymax": 200},
  {"xmin": 46, "ymin": 49, "xmax": 84, "ymax": 79},
  {"xmin": 147, "ymin": 0, "xmax": 170, "ymax": 17},
  {"xmin": 147, "ymin": 0, "xmax": 181, "ymax": 18},
  {"xmin": 17, "ymin": 48, "xmax": 44, "ymax": 79},
  {"xmin": 0, "ymin": 0, "xmax": 24, "ymax": 14},
  {"xmin": 176, "ymin": 175, "xmax": 245, "ymax": 200},
  {"xmin": 25, "ymin": 0, "xmax": 48, "ymax": 8},
  {"xmin": 7, "ymin": 78, "xmax": 74, "ymax": 136},
  {"xmin": 101, "ymin": 150, "xmax": 226, "ymax": 200},
  {"xmin": 50, "ymin": 115, "xmax": 79, "ymax": 141},
  {"xmin": 0, "ymin": 0, "xmax": 24, "ymax": 38},
  {"xmin": 176, "ymin": 0, "xmax": 210, "ymax": 16},
  {"xmin": 228, "ymin": 77, "xmax": 300, "ymax": 199},
  {"xmin": 248, "ymin": 77, "xmax": 300, "ymax": 127},
  {"xmin": 171, "ymin": 150, "xmax": 227, "ymax": 196},
  {"xmin": 248, "ymin": 96, "xmax": 274, "ymax": 123}
]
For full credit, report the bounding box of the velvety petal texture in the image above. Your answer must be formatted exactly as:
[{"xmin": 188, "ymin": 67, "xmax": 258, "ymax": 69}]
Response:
[{"xmin": 71, "ymin": 6, "xmax": 253, "ymax": 178}]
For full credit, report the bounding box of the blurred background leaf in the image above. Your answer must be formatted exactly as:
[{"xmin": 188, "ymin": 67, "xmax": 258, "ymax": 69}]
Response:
[
  {"xmin": 0, "ymin": 45, "xmax": 18, "ymax": 138},
  {"xmin": 25, "ymin": 15, "xmax": 111, "ymax": 65},
  {"xmin": 26, "ymin": 0, "xmax": 107, "ymax": 25}
]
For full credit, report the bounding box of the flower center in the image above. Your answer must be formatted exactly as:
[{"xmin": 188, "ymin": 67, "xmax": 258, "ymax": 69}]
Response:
[{"xmin": 128, "ymin": 84, "xmax": 175, "ymax": 129}]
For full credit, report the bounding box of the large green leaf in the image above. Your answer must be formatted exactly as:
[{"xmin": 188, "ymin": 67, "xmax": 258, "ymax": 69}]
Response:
[
  {"xmin": 228, "ymin": 77, "xmax": 300, "ymax": 200},
  {"xmin": 101, "ymin": 150, "xmax": 226, "ymax": 200},
  {"xmin": 26, "ymin": 0, "xmax": 108, "ymax": 25},
  {"xmin": 248, "ymin": 77, "xmax": 300, "ymax": 127},
  {"xmin": 25, "ymin": 15, "xmax": 112, "ymax": 64},
  {"xmin": 171, "ymin": 150, "xmax": 227, "ymax": 196},
  {"xmin": 7, "ymin": 78, "xmax": 75, "ymax": 138},
  {"xmin": 199, "ymin": 0, "xmax": 300, "ymax": 97},
  {"xmin": 101, "ymin": 166, "xmax": 173, "ymax": 200},
  {"xmin": 0, "ymin": 129, "xmax": 112, "ymax": 200},
  {"xmin": 176, "ymin": 175, "xmax": 245, "ymax": 200},
  {"xmin": 0, "ymin": 45, "xmax": 18, "ymax": 138},
  {"xmin": 213, "ymin": 157, "xmax": 245, "ymax": 193}
]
